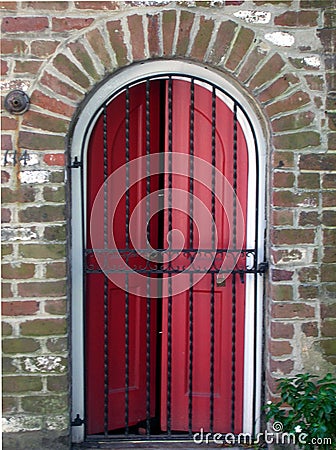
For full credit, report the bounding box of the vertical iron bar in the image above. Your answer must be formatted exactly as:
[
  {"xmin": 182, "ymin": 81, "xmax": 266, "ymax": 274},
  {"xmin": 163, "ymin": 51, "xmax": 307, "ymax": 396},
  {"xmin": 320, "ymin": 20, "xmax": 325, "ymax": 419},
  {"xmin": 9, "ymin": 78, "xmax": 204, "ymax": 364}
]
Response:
[
  {"xmin": 124, "ymin": 88, "xmax": 130, "ymax": 435},
  {"xmin": 210, "ymin": 86, "xmax": 216, "ymax": 433},
  {"xmin": 145, "ymin": 79, "xmax": 151, "ymax": 436},
  {"xmin": 188, "ymin": 79, "xmax": 195, "ymax": 437},
  {"xmin": 167, "ymin": 76, "xmax": 173, "ymax": 436},
  {"xmin": 103, "ymin": 104, "xmax": 109, "ymax": 436},
  {"xmin": 231, "ymin": 102, "xmax": 238, "ymax": 433}
]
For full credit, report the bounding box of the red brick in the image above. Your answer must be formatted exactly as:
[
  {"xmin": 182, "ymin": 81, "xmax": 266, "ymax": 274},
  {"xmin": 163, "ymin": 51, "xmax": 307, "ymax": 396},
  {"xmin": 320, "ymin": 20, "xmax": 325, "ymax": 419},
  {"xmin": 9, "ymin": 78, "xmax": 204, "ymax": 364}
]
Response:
[
  {"xmin": 273, "ymin": 172, "xmax": 295, "ymax": 188},
  {"xmin": 209, "ymin": 20, "xmax": 237, "ymax": 64},
  {"xmin": 147, "ymin": 14, "xmax": 160, "ymax": 57},
  {"xmin": 19, "ymin": 131, "xmax": 64, "ymax": 150},
  {"xmin": 45, "ymin": 299, "xmax": 66, "ymax": 315},
  {"xmin": 128, "ymin": 15, "xmax": 145, "ymax": 61},
  {"xmin": 238, "ymin": 45, "xmax": 269, "ymax": 83},
  {"xmin": 299, "ymin": 211, "xmax": 320, "ymax": 226},
  {"xmin": 323, "ymin": 174, "xmax": 336, "ymax": 189},
  {"xmin": 0, "ymin": 2, "xmax": 17, "ymax": 11},
  {"xmin": 273, "ymin": 191, "xmax": 318, "ymax": 208},
  {"xmin": 2, "ymin": 282, "xmax": 13, "ymax": 298},
  {"xmin": 305, "ymin": 75, "xmax": 324, "ymax": 91},
  {"xmin": 106, "ymin": 20, "xmax": 128, "ymax": 67},
  {"xmin": 1, "ymin": 208, "xmax": 11, "ymax": 223},
  {"xmin": 272, "ymin": 210, "xmax": 294, "ymax": 226},
  {"xmin": 272, "ymin": 151, "xmax": 294, "ymax": 169},
  {"xmin": 43, "ymin": 153, "xmax": 65, "ymax": 166},
  {"xmin": 74, "ymin": 1, "xmax": 118, "ymax": 9},
  {"xmin": 176, "ymin": 11, "xmax": 195, "ymax": 56},
  {"xmin": 53, "ymin": 54, "xmax": 90, "ymax": 89},
  {"xmin": 271, "ymin": 284, "xmax": 293, "ymax": 301},
  {"xmin": 2, "ymin": 263, "xmax": 35, "ymax": 279},
  {"xmin": 272, "ymin": 228, "xmax": 315, "ymax": 245},
  {"xmin": 298, "ymin": 172, "xmax": 320, "ymax": 189},
  {"xmin": 321, "ymin": 302, "xmax": 336, "ymax": 320},
  {"xmin": 30, "ymin": 90, "xmax": 75, "ymax": 118},
  {"xmin": 1, "ymin": 134, "xmax": 13, "ymax": 151},
  {"xmin": 274, "ymin": 131, "xmax": 320, "ymax": 150},
  {"xmin": 271, "ymin": 322, "xmax": 294, "ymax": 339},
  {"xmin": 249, "ymin": 54, "xmax": 286, "ymax": 90},
  {"xmin": 269, "ymin": 340, "xmax": 292, "ymax": 356},
  {"xmin": 299, "ymin": 286, "xmax": 319, "ymax": 300},
  {"xmin": 162, "ymin": 10, "xmax": 176, "ymax": 56},
  {"xmin": 22, "ymin": 1, "xmax": 68, "ymax": 9},
  {"xmin": 328, "ymin": 133, "xmax": 336, "ymax": 150},
  {"xmin": 272, "ymin": 269, "xmax": 294, "ymax": 282},
  {"xmin": 2, "ymin": 301, "xmax": 39, "ymax": 316},
  {"xmin": 86, "ymin": 28, "xmax": 112, "ymax": 70},
  {"xmin": 300, "ymin": 153, "xmax": 336, "ymax": 171},
  {"xmin": 270, "ymin": 358, "xmax": 294, "ymax": 375},
  {"xmin": 190, "ymin": 17, "xmax": 214, "ymax": 60},
  {"xmin": 225, "ymin": 27, "xmax": 255, "ymax": 71},
  {"xmin": 1, "ymin": 59, "xmax": 8, "ymax": 75},
  {"xmin": 40, "ymin": 72, "xmax": 83, "ymax": 102},
  {"xmin": 0, "ymin": 38, "xmax": 27, "ymax": 55},
  {"xmin": 52, "ymin": 17, "xmax": 94, "ymax": 32},
  {"xmin": 272, "ymin": 303, "xmax": 315, "ymax": 319},
  {"xmin": 46, "ymin": 262, "xmax": 66, "ymax": 278},
  {"xmin": 324, "ymin": 229, "xmax": 336, "ymax": 246},
  {"xmin": 266, "ymin": 91, "xmax": 310, "ymax": 117},
  {"xmin": 302, "ymin": 322, "xmax": 318, "ymax": 337},
  {"xmin": 20, "ymin": 318, "xmax": 67, "ymax": 336},
  {"xmin": 321, "ymin": 264, "xmax": 336, "ymax": 282},
  {"xmin": 1, "ymin": 116, "xmax": 17, "ymax": 131},
  {"xmin": 2, "ymin": 16, "xmax": 48, "ymax": 33},
  {"xmin": 271, "ymin": 111, "xmax": 314, "ymax": 133},
  {"xmin": 69, "ymin": 41, "xmax": 99, "ymax": 81},
  {"xmin": 321, "ymin": 320, "xmax": 336, "ymax": 337},
  {"xmin": 18, "ymin": 280, "xmax": 66, "ymax": 298},
  {"xmin": 14, "ymin": 59, "xmax": 42, "ymax": 74},
  {"xmin": 275, "ymin": 10, "xmax": 318, "ymax": 27},
  {"xmin": 1, "ymin": 170, "xmax": 10, "ymax": 183},
  {"xmin": 22, "ymin": 111, "xmax": 69, "ymax": 134},
  {"xmin": 299, "ymin": 267, "xmax": 319, "ymax": 283},
  {"xmin": 30, "ymin": 40, "xmax": 59, "ymax": 58}
]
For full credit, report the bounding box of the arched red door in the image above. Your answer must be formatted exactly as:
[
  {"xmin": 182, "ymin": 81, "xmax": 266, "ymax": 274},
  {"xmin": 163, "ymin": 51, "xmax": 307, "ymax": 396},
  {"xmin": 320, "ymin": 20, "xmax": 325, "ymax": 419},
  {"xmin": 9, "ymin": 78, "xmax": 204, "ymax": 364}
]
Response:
[{"xmin": 85, "ymin": 77, "xmax": 248, "ymax": 436}]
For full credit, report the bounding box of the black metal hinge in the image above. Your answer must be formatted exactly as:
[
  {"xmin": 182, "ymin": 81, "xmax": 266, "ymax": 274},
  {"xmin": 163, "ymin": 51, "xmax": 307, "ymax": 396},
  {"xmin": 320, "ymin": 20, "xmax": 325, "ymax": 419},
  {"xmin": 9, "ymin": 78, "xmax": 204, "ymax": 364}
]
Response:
[
  {"xmin": 257, "ymin": 261, "xmax": 269, "ymax": 275},
  {"xmin": 70, "ymin": 156, "xmax": 82, "ymax": 168},
  {"xmin": 71, "ymin": 414, "xmax": 84, "ymax": 426}
]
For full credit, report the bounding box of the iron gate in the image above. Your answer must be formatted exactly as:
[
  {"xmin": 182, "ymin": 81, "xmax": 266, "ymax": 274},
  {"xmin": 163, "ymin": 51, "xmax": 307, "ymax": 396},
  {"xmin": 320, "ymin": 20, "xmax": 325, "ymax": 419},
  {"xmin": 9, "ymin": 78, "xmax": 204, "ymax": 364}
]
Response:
[{"xmin": 73, "ymin": 73, "xmax": 267, "ymax": 442}]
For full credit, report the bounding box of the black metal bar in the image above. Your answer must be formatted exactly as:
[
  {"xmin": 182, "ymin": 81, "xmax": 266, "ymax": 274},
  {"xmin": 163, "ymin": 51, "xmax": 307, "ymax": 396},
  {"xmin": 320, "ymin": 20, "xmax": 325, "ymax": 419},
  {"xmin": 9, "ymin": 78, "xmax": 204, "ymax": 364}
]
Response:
[
  {"xmin": 124, "ymin": 88, "xmax": 130, "ymax": 435},
  {"xmin": 103, "ymin": 104, "xmax": 109, "ymax": 436},
  {"xmin": 188, "ymin": 79, "xmax": 195, "ymax": 437},
  {"xmin": 167, "ymin": 76, "xmax": 173, "ymax": 436},
  {"xmin": 210, "ymin": 85, "xmax": 216, "ymax": 433}
]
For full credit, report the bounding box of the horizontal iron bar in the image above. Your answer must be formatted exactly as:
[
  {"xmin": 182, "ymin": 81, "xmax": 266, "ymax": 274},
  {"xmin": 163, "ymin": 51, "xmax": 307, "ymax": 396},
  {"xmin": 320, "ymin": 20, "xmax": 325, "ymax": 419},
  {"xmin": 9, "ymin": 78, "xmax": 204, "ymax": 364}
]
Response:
[
  {"xmin": 84, "ymin": 268, "xmax": 258, "ymax": 274},
  {"xmin": 85, "ymin": 248, "xmax": 256, "ymax": 254}
]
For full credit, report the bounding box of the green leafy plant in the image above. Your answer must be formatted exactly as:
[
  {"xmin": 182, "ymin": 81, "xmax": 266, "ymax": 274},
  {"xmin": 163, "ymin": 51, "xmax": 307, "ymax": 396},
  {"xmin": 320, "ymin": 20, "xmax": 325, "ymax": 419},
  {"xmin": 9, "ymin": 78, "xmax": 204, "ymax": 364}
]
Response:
[{"xmin": 265, "ymin": 373, "xmax": 336, "ymax": 449}]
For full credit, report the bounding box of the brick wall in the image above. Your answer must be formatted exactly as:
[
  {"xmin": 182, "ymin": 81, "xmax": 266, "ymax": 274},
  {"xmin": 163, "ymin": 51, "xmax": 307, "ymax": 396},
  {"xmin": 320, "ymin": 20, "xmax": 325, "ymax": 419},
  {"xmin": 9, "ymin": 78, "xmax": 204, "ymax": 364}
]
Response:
[{"xmin": 1, "ymin": 1, "xmax": 335, "ymax": 448}]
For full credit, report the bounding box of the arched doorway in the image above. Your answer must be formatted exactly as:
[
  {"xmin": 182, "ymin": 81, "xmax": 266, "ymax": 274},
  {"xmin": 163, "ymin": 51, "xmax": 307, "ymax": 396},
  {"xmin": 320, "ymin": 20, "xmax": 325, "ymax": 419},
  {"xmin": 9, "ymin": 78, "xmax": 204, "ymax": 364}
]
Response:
[{"xmin": 70, "ymin": 61, "xmax": 267, "ymax": 444}]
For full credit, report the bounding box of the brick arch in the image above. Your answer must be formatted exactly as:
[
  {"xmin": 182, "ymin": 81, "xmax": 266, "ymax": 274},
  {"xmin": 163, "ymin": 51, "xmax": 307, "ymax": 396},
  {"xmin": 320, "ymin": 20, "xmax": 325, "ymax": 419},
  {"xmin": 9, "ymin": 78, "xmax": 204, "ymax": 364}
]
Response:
[{"xmin": 19, "ymin": 8, "xmax": 317, "ymax": 155}]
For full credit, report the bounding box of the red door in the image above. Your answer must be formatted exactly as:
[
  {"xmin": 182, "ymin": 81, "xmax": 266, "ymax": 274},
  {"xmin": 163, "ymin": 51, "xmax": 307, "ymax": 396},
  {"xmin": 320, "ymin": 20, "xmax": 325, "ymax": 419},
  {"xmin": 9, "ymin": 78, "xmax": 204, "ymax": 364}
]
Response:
[{"xmin": 85, "ymin": 78, "xmax": 248, "ymax": 435}]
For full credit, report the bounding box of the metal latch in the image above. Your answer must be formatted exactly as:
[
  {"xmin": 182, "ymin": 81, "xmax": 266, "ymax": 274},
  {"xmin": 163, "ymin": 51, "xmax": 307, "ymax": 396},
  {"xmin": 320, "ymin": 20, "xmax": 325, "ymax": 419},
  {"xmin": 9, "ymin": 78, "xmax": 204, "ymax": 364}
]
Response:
[
  {"xmin": 257, "ymin": 261, "xmax": 269, "ymax": 275},
  {"xmin": 71, "ymin": 414, "xmax": 84, "ymax": 427},
  {"xmin": 70, "ymin": 156, "xmax": 82, "ymax": 168}
]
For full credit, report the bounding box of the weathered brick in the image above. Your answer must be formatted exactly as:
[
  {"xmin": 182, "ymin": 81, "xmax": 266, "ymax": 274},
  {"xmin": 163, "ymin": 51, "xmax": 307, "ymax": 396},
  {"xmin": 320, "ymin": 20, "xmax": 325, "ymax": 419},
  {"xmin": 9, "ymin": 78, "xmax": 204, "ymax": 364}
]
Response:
[
  {"xmin": 273, "ymin": 172, "xmax": 295, "ymax": 188},
  {"xmin": 299, "ymin": 211, "xmax": 320, "ymax": 226},
  {"xmin": 322, "ymin": 211, "xmax": 336, "ymax": 227},
  {"xmin": 300, "ymin": 153, "xmax": 336, "ymax": 171},
  {"xmin": 270, "ymin": 358, "xmax": 294, "ymax": 375},
  {"xmin": 3, "ymin": 375, "xmax": 42, "ymax": 393},
  {"xmin": 18, "ymin": 280, "xmax": 66, "ymax": 298},
  {"xmin": 1, "ymin": 134, "xmax": 13, "ymax": 151},
  {"xmin": 190, "ymin": 17, "xmax": 214, "ymax": 60},
  {"xmin": 53, "ymin": 54, "xmax": 90, "ymax": 89},
  {"xmin": 272, "ymin": 303, "xmax": 315, "ymax": 319},
  {"xmin": 323, "ymin": 247, "xmax": 336, "ymax": 263},
  {"xmin": 45, "ymin": 299, "xmax": 66, "ymax": 315},
  {"xmin": 1, "ymin": 208, "xmax": 11, "ymax": 223},
  {"xmin": 323, "ymin": 191, "xmax": 336, "ymax": 207},
  {"xmin": 2, "ymin": 300, "xmax": 39, "ymax": 316},
  {"xmin": 75, "ymin": 1, "xmax": 118, "ymax": 9},
  {"xmin": 298, "ymin": 172, "xmax": 320, "ymax": 189},
  {"xmin": 44, "ymin": 225, "xmax": 66, "ymax": 241},
  {"xmin": 225, "ymin": 27, "xmax": 255, "ymax": 72},
  {"xmin": 30, "ymin": 90, "xmax": 75, "ymax": 118},
  {"xmin": 272, "ymin": 209, "xmax": 294, "ymax": 226},
  {"xmin": 271, "ymin": 322, "xmax": 294, "ymax": 339},
  {"xmin": 318, "ymin": 28, "xmax": 335, "ymax": 53},
  {"xmin": 321, "ymin": 302, "xmax": 336, "ymax": 320},
  {"xmin": 238, "ymin": 45, "xmax": 269, "ymax": 82},
  {"xmin": 176, "ymin": 11, "xmax": 195, "ymax": 56},
  {"xmin": 43, "ymin": 153, "xmax": 65, "ymax": 166},
  {"xmin": 321, "ymin": 264, "xmax": 336, "ymax": 282},
  {"xmin": 273, "ymin": 131, "xmax": 320, "ymax": 150},
  {"xmin": 320, "ymin": 339, "xmax": 336, "ymax": 361},
  {"xmin": 305, "ymin": 75, "xmax": 324, "ymax": 91},
  {"xmin": 266, "ymin": 91, "xmax": 310, "ymax": 117},
  {"xmin": 1, "ymin": 59, "xmax": 8, "ymax": 75},
  {"xmin": 273, "ymin": 191, "xmax": 318, "ymax": 208},
  {"xmin": 30, "ymin": 40, "xmax": 59, "ymax": 58},
  {"xmin": 271, "ymin": 284, "xmax": 293, "ymax": 301},
  {"xmin": 128, "ymin": 15, "xmax": 145, "ymax": 61},
  {"xmin": 147, "ymin": 13, "xmax": 160, "ymax": 57},
  {"xmin": 19, "ymin": 244, "xmax": 66, "ymax": 259},
  {"xmin": 2, "ymin": 396, "xmax": 18, "ymax": 414},
  {"xmin": 46, "ymin": 262, "xmax": 66, "ymax": 279},
  {"xmin": 40, "ymin": 71, "xmax": 83, "ymax": 102},
  {"xmin": 162, "ymin": 10, "xmax": 176, "ymax": 56},
  {"xmin": 46, "ymin": 337, "xmax": 67, "ymax": 352},
  {"xmin": 275, "ymin": 10, "xmax": 318, "ymax": 26},
  {"xmin": 49, "ymin": 171, "xmax": 64, "ymax": 184},
  {"xmin": 299, "ymin": 267, "xmax": 319, "ymax": 283},
  {"xmin": 269, "ymin": 340, "xmax": 292, "ymax": 356},
  {"xmin": 2, "ymin": 186, "xmax": 35, "ymax": 203},
  {"xmin": 20, "ymin": 318, "xmax": 67, "ymax": 336},
  {"xmin": 22, "ymin": 1, "xmax": 68, "ymax": 10},
  {"xmin": 19, "ymin": 131, "xmax": 64, "ymax": 151},
  {"xmin": 2, "ymin": 338, "xmax": 40, "ymax": 354},
  {"xmin": 249, "ymin": 54, "xmax": 286, "ymax": 90},
  {"xmin": 2, "ymin": 321, "xmax": 13, "ymax": 336},
  {"xmin": 302, "ymin": 321, "xmax": 318, "ymax": 337},
  {"xmin": 208, "ymin": 20, "xmax": 237, "ymax": 64},
  {"xmin": 2, "ymin": 16, "xmax": 49, "ymax": 33},
  {"xmin": 324, "ymin": 229, "xmax": 336, "ymax": 246},
  {"xmin": 272, "ymin": 269, "xmax": 294, "ymax": 281},
  {"xmin": 22, "ymin": 394, "xmax": 68, "ymax": 414},
  {"xmin": 22, "ymin": 111, "xmax": 69, "ymax": 134},
  {"xmin": 0, "ymin": 38, "xmax": 27, "ymax": 55},
  {"xmin": 323, "ymin": 173, "xmax": 336, "ymax": 189},
  {"xmin": 321, "ymin": 320, "xmax": 336, "ymax": 337},
  {"xmin": 47, "ymin": 374, "xmax": 68, "ymax": 392},
  {"xmin": 52, "ymin": 17, "xmax": 93, "ymax": 32},
  {"xmin": 19, "ymin": 205, "xmax": 65, "ymax": 223},
  {"xmin": 272, "ymin": 228, "xmax": 315, "ymax": 245},
  {"xmin": 14, "ymin": 59, "xmax": 42, "ymax": 74},
  {"xmin": 106, "ymin": 20, "xmax": 129, "ymax": 67},
  {"xmin": 1, "ymin": 117, "xmax": 17, "ymax": 132},
  {"xmin": 272, "ymin": 151, "xmax": 294, "ymax": 169},
  {"xmin": 43, "ymin": 186, "xmax": 65, "ymax": 203},
  {"xmin": 86, "ymin": 28, "xmax": 112, "ymax": 70},
  {"xmin": 2, "ymin": 282, "xmax": 13, "ymax": 299},
  {"xmin": 2, "ymin": 263, "xmax": 35, "ymax": 279},
  {"xmin": 271, "ymin": 111, "xmax": 314, "ymax": 133}
]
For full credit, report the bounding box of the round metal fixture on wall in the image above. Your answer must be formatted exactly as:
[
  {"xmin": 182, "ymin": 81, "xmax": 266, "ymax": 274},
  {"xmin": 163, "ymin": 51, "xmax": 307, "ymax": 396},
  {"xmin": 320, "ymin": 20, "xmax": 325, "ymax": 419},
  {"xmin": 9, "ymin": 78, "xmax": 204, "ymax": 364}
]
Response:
[{"xmin": 4, "ymin": 89, "xmax": 30, "ymax": 115}]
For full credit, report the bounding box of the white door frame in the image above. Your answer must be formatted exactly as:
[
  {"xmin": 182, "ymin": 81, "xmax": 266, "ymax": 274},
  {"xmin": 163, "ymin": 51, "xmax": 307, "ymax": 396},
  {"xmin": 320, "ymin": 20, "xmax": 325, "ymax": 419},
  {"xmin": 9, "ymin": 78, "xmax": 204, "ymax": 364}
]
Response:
[{"xmin": 70, "ymin": 60, "xmax": 267, "ymax": 443}]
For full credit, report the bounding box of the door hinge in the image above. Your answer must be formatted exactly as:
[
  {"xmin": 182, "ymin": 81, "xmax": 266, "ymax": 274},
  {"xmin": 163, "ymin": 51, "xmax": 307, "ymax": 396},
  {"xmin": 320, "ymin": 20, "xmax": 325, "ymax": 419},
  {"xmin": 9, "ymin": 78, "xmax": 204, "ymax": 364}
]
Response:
[
  {"xmin": 257, "ymin": 261, "xmax": 269, "ymax": 275},
  {"xmin": 71, "ymin": 414, "xmax": 84, "ymax": 427},
  {"xmin": 70, "ymin": 156, "xmax": 82, "ymax": 168}
]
